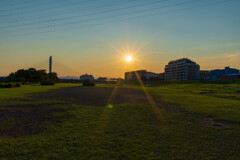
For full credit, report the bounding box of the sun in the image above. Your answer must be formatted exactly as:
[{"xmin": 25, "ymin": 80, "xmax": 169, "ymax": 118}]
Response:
[{"xmin": 126, "ymin": 56, "xmax": 132, "ymax": 62}]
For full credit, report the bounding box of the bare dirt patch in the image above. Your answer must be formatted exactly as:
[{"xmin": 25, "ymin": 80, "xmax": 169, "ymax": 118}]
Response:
[
  {"xmin": 199, "ymin": 117, "xmax": 238, "ymax": 128},
  {"xmin": 32, "ymin": 87, "xmax": 148, "ymax": 106},
  {"xmin": 0, "ymin": 87, "xmax": 148, "ymax": 138},
  {"xmin": 0, "ymin": 104, "xmax": 64, "ymax": 137}
]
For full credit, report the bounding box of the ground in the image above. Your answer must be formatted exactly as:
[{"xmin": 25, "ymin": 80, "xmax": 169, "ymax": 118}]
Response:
[
  {"xmin": 32, "ymin": 87, "xmax": 148, "ymax": 106},
  {"xmin": 0, "ymin": 83, "xmax": 240, "ymax": 160}
]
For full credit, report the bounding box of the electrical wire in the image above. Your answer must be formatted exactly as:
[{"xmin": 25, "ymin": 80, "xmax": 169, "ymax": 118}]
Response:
[
  {"xmin": 0, "ymin": 0, "xmax": 233, "ymax": 38},
  {"xmin": 0, "ymin": 0, "xmax": 167, "ymax": 29}
]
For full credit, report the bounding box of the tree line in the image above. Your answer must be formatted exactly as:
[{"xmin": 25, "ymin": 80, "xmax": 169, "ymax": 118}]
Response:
[{"xmin": 2, "ymin": 68, "xmax": 58, "ymax": 84}]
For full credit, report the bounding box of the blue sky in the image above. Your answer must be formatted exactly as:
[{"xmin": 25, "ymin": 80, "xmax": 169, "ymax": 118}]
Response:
[{"xmin": 0, "ymin": 0, "xmax": 240, "ymax": 77}]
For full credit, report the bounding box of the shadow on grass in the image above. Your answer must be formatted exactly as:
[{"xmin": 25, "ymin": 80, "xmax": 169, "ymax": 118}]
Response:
[
  {"xmin": 0, "ymin": 103, "xmax": 65, "ymax": 138},
  {"xmin": 154, "ymin": 99, "xmax": 239, "ymax": 128}
]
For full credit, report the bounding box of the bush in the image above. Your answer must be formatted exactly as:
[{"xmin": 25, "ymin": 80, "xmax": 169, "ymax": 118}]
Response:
[
  {"xmin": 41, "ymin": 80, "xmax": 55, "ymax": 85},
  {"xmin": 14, "ymin": 83, "xmax": 21, "ymax": 87},
  {"xmin": 82, "ymin": 79, "xmax": 95, "ymax": 86},
  {"xmin": 0, "ymin": 83, "xmax": 14, "ymax": 88}
]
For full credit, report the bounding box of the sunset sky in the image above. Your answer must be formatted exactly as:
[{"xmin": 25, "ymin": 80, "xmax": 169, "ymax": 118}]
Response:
[{"xmin": 0, "ymin": 0, "xmax": 240, "ymax": 78}]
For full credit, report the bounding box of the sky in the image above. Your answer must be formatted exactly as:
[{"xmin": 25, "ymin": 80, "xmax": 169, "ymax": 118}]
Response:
[{"xmin": 0, "ymin": 0, "xmax": 240, "ymax": 78}]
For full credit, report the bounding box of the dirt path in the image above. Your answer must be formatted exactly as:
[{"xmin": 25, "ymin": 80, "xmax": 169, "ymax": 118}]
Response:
[{"xmin": 32, "ymin": 87, "xmax": 149, "ymax": 106}]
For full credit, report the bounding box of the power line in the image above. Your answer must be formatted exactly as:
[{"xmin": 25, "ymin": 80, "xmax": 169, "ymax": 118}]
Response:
[
  {"xmin": 0, "ymin": 0, "xmax": 66, "ymax": 12},
  {"xmin": 0, "ymin": 0, "xmax": 167, "ymax": 29},
  {"xmin": 1, "ymin": 0, "xmax": 136, "ymax": 23},
  {"xmin": 0, "ymin": 0, "xmax": 233, "ymax": 38},
  {"xmin": 0, "ymin": 0, "xmax": 199, "ymax": 35},
  {"xmin": 0, "ymin": 0, "xmax": 99, "ymax": 17},
  {"xmin": 0, "ymin": 0, "xmax": 190, "ymax": 34},
  {"xmin": 0, "ymin": 0, "xmax": 34, "ymax": 11}
]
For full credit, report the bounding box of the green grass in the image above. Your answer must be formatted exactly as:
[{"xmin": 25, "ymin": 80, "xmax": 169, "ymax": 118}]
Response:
[
  {"xmin": 0, "ymin": 83, "xmax": 81, "ymax": 106},
  {"xmin": 0, "ymin": 83, "xmax": 81, "ymax": 99},
  {"xmin": 0, "ymin": 83, "xmax": 240, "ymax": 159},
  {"xmin": 147, "ymin": 83, "xmax": 240, "ymax": 122}
]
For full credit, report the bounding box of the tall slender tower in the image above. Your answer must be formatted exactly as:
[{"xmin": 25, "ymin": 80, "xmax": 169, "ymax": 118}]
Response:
[{"xmin": 49, "ymin": 56, "xmax": 52, "ymax": 73}]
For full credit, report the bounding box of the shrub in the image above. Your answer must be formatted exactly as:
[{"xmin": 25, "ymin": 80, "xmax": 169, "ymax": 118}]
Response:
[
  {"xmin": 14, "ymin": 83, "xmax": 21, "ymax": 87},
  {"xmin": 0, "ymin": 83, "xmax": 14, "ymax": 88},
  {"xmin": 82, "ymin": 79, "xmax": 95, "ymax": 86},
  {"xmin": 41, "ymin": 80, "xmax": 55, "ymax": 85}
]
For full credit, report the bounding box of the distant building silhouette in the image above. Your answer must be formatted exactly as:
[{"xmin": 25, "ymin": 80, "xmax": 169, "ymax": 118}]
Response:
[
  {"xmin": 209, "ymin": 70, "xmax": 225, "ymax": 80},
  {"xmin": 225, "ymin": 67, "xmax": 239, "ymax": 75},
  {"xmin": 124, "ymin": 59, "xmax": 239, "ymax": 82},
  {"xmin": 164, "ymin": 58, "xmax": 200, "ymax": 81},
  {"xmin": 146, "ymin": 72, "xmax": 158, "ymax": 80},
  {"xmin": 97, "ymin": 77, "xmax": 108, "ymax": 82},
  {"xmin": 209, "ymin": 67, "xmax": 239, "ymax": 80},
  {"xmin": 125, "ymin": 70, "xmax": 159, "ymax": 81},
  {"xmin": 80, "ymin": 74, "xmax": 94, "ymax": 80},
  {"xmin": 218, "ymin": 74, "xmax": 240, "ymax": 80},
  {"xmin": 200, "ymin": 70, "xmax": 210, "ymax": 80},
  {"xmin": 158, "ymin": 73, "xmax": 165, "ymax": 80},
  {"xmin": 125, "ymin": 70, "xmax": 147, "ymax": 81}
]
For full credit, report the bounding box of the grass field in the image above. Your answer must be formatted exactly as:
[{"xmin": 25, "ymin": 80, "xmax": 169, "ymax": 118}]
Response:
[{"xmin": 0, "ymin": 83, "xmax": 240, "ymax": 160}]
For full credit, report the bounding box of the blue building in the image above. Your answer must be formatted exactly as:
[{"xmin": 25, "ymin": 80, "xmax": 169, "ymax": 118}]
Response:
[{"xmin": 209, "ymin": 67, "xmax": 239, "ymax": 80}]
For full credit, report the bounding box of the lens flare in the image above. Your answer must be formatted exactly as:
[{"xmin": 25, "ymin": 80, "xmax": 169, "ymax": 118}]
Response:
[{"xmin": 108, "ymin": 104, "xmax": 113, "ymax": 108}]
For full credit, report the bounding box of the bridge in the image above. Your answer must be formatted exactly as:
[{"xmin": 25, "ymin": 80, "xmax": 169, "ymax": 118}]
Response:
[{"xmin": 25, "ymin": 56, "xmax": 83, "ymax": 78}]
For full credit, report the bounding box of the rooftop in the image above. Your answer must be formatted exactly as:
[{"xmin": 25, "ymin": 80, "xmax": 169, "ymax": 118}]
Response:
[{"xmin": 168, "ymin": 58, "xmax": 195, "ymax": 64}]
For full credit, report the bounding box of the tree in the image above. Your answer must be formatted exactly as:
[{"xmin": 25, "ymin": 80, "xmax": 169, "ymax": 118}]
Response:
[
  {"xmin": 5, "ymin": 68, "xmax": 59, "ymax": 83},
  {"xmin": 48, "ymin": 72, "xmax": 59, "ymax": 82}
]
